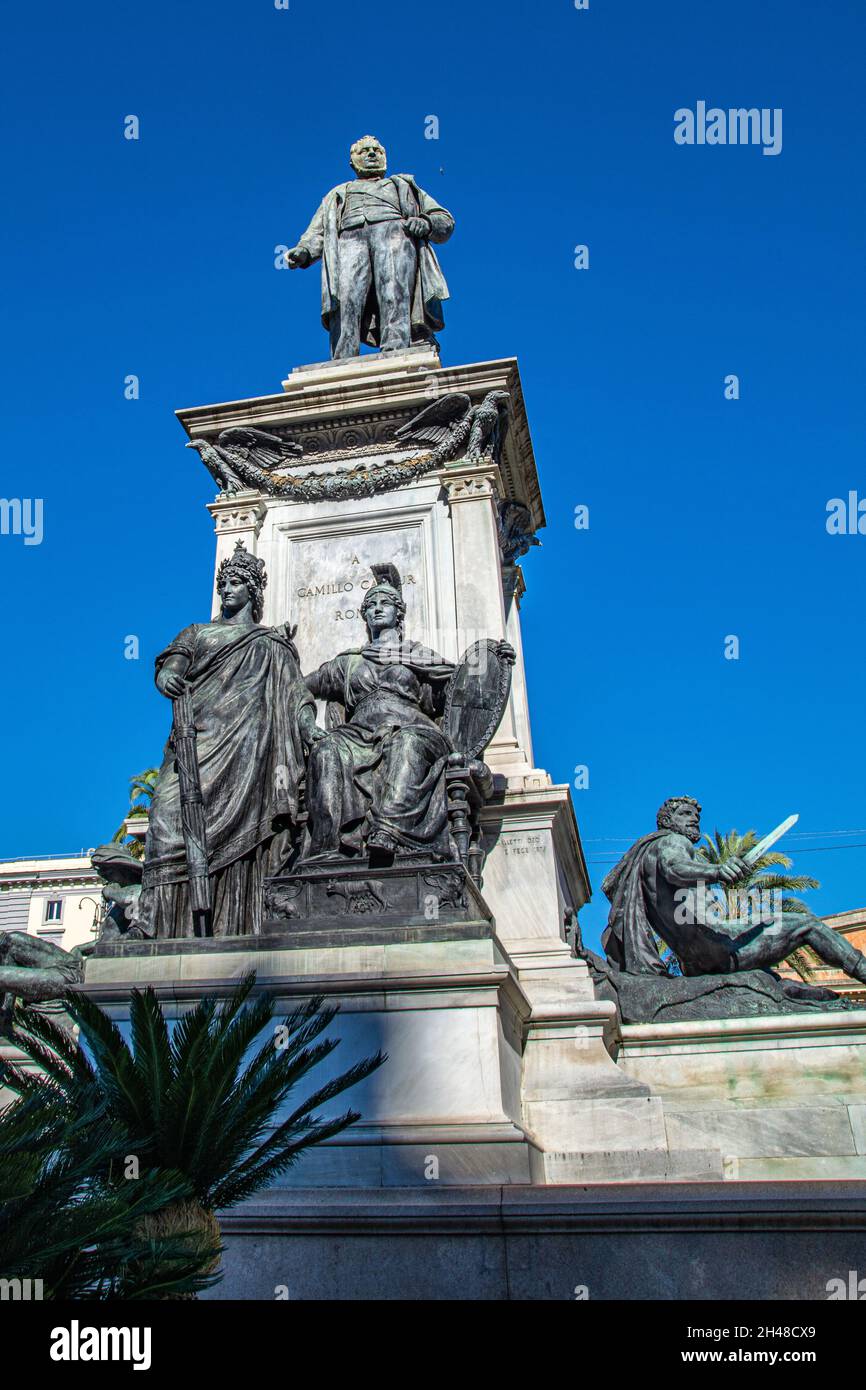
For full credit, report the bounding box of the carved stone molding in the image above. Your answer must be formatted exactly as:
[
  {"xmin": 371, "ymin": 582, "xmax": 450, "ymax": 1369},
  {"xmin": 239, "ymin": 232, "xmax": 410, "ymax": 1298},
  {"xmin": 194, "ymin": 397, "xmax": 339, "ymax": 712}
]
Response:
[
  {"xmin": 0, "ymin": 874, "xmax": 98, "ymax": 892},
  {"xmin": 439, "ymin": 463, "xmax": 503, "ymax": 505},
  {"xmin": 207, "ymin": 493, "xmax": 268, "ymax": 536},
  {"xmin": 501, "ymin": 563, "xmax": 526, "ymax": 607},
  {"xmin": 262, "ymin": 858, "xmax": 490, "ymax": 930},
  {"xmin": 287, "ymin": 415, "xmax": 411, "ymax": 462}
]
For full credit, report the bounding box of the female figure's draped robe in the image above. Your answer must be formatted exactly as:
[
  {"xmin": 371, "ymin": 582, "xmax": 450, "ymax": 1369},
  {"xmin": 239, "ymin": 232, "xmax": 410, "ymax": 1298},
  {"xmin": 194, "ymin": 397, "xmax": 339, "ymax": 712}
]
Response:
[
  {"xmin": 304, "ymin": 640, "xmax": 455, "ymax": 859},
  {"xmin": 141, "ymin": 621, "xmax": 314, "ymax": 937}
]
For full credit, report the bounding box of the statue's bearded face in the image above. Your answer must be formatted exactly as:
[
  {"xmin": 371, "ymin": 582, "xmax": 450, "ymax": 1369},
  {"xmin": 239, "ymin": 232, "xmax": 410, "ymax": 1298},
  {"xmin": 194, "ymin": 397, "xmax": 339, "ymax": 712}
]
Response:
[
  {"xmin": 669, "ymin": 802, "xmax": 702, "ymax": 843},
  {"xmin": 350, "ymin": 137, "xmax": 387, "ymax": 177}
]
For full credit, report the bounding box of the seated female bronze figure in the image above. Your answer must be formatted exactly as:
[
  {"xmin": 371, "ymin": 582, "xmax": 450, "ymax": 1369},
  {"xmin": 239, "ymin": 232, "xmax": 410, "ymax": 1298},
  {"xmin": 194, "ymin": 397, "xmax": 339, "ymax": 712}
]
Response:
[{"xmin": 301, "ymin": 564, "xmax": 513, "ymax": 865}]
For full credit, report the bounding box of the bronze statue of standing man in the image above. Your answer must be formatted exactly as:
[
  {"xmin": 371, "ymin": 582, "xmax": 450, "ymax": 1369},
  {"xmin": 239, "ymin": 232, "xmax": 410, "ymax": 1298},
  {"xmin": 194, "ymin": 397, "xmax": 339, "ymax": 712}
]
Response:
[{"xmin": 285, "ymin": 135, "xmax": 454, "ymax": 359}]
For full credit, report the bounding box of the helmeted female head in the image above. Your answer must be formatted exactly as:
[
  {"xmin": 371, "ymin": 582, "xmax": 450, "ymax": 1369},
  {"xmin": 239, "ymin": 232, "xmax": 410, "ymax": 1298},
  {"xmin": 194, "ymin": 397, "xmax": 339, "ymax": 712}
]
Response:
[{"xmin": 360, "ymin": 563, "xmax": 406, "ymax": 639}]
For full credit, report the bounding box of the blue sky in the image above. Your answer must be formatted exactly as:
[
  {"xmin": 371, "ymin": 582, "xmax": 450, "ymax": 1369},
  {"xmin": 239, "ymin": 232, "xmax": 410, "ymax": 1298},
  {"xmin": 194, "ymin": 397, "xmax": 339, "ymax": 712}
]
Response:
[{"xmin": 2, "ymin": 0, "xmax": 864, "ymax": 950}]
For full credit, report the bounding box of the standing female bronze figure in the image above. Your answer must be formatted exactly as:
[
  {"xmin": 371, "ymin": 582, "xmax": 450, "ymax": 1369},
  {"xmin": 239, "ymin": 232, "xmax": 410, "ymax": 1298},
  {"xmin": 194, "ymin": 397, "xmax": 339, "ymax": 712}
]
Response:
[{"xmin": 140, "ymin": 542, "xmax": 317, "ymax": 937}]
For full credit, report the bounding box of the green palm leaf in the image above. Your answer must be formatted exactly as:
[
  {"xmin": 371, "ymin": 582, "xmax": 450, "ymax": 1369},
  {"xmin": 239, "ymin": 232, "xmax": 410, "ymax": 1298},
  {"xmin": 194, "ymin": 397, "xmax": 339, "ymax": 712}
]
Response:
[
  {"xmin": 5, "ymin": 972, "xmax": 385, "ymax": 1295},
  {"xmin": 697, "ymin": 824, "xmax": 823, "ymax": 974}
]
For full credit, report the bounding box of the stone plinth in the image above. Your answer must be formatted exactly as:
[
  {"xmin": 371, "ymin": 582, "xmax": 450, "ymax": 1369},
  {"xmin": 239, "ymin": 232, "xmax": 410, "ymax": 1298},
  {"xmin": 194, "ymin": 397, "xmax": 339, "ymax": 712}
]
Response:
[
  {"xmin": 480, "ymin": 781, "xmax": 589, "ymax": 954},
  {"xmin": 83, "ymin": 927, "xmax": 538, "ymax": 1187},
  {"xmin": 262, "ymin": 858, "xmax": 488, "ymax": 933},
  {"xmin": 206, "ymin": 1180, "xmax": 866, "ymax": 1300},
  {"xmin": 618, "ymin": 1009, "xmax": 866, "ymax": 1179}
]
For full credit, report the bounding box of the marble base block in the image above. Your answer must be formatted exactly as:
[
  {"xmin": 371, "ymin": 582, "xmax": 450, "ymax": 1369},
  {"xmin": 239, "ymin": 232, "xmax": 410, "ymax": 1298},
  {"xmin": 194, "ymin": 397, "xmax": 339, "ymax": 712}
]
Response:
[
  {"xmin": 618, "ymin": 1009, "xmax": 866, "ymax": 1180},
  {"xmin": 206, "ymin": 1180, "xmax": 866, "ymax": 1300},
  {"xmin": 81, "ymin": 928, "xmax": 539, "ymax": 1186}
]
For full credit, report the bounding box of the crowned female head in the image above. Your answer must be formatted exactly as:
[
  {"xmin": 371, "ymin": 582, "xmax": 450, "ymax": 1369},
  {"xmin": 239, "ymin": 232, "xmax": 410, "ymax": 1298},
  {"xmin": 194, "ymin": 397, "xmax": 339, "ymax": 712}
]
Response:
[{"xmin": 216, "ymin": 542, "xmax": 268, "ymax": 623}]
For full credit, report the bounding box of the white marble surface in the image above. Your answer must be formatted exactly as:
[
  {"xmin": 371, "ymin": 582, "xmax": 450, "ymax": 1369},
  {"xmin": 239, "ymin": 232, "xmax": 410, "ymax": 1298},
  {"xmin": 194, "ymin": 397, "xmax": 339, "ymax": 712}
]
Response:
[
  {"xmin": 615, "ymin": 1009, "xmax": 866, "ymax": 1181},
  {"xmin": 82, "ymin": 936, "xmax": 536, "ymax": 1184}
]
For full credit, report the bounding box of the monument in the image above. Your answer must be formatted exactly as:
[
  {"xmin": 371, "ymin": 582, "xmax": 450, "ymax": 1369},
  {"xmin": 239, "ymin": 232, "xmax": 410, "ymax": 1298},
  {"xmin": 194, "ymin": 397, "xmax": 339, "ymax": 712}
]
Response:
[
  {"xmin": 82, "ymin": 134, "xmax": 593, "ymax": 1204},
  {"xmin": 62, "ymin": 134, "xmax": 866, "ymax": 1299},
  {"xmin": 285, "ymin": 135, "xmax": 454, "ymax": 359},
  {"xmin": 590, "ymin": 795, "xmax": 866, "ymax": 1022}
]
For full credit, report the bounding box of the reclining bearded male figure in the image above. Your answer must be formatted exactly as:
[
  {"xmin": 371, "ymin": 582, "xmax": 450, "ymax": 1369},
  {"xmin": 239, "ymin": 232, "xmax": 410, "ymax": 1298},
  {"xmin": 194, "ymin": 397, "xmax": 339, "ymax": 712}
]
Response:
[
  {"xmin": 299, "ymin": 564, "xmax": 514, "ymax": 865},
  {"xmin": 0, "ymin": 932, "xmax": 89, "ymax": 1011},
  {"xmin": 603, "ymin": 795, "xmax": 866, "ymax": 985}
]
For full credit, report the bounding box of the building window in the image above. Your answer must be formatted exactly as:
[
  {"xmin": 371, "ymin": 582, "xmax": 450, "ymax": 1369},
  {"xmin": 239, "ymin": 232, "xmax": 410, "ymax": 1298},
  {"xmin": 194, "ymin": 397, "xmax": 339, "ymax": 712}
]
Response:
[{"xmin": 44, "ymin": 899, "xmax": 63, "ymax": 923}]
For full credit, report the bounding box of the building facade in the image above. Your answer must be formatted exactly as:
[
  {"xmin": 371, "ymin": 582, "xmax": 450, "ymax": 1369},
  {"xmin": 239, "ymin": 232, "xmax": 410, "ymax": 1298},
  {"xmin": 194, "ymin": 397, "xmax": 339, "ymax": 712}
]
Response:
[{"xmin": 0, "ymin": 853, "xmax": 103, "ymax": 952}]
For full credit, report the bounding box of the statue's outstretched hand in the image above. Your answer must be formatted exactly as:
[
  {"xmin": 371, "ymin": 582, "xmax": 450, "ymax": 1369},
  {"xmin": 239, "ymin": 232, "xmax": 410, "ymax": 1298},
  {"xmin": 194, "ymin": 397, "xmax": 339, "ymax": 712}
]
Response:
[
  {"xmin": 285, "ymin": 246, "xmax": 311, "ymax": 269},
  {"xmin": 496, "ymin": 640, "xmax": 517, "ymax": 666}
]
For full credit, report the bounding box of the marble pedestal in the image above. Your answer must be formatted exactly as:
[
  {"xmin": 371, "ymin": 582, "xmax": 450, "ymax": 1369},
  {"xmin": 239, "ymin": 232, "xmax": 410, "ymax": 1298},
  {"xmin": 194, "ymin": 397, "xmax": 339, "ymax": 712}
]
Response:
[
  {"xmin": 83, "ymin": 925, "xmax": 540, "ymax": 1187},
  {"xmin": 618, "ymin": 1009, "xmax": 866, "ymax": 1180},
  {"xmin": 84, "ymin": 919, "xmax": 702, "ymax": 1188}
]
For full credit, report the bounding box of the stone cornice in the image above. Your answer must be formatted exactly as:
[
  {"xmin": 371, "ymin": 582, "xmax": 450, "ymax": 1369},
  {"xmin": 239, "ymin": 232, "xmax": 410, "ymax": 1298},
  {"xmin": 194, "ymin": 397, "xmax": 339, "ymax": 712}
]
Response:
[
  {"xmin": 176, "ymin": 356, "xmax": 544, "ymax": 531},
  {"xmin": 0, "ymin": 869, "xmax": 99, "ymax": 891},
  {"xmin": 217, "ymin": 1180, "xmax": 866, "ymax": 1235},
  {"xmin": 621, "ymin": 1009, "xmax": 866, "ymax": 1050}
]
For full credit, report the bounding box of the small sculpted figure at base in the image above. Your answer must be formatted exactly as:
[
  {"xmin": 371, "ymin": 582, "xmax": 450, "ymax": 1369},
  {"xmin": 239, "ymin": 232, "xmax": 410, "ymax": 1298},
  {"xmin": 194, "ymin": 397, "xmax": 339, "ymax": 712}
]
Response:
[
  {"xmin": 90, "ymin": 843, "xmax": 145, "ymax": 939},
  {"xmin": 603, "ymin": 795, "xmax": 866, "ymax": 985},
  {"xmin": 139, "ymin": 543, "xmax": 317, "ymax": 938},
  {"xmin": 0, "ymin": 931, "xmax": 92, "ymax": 1035}
]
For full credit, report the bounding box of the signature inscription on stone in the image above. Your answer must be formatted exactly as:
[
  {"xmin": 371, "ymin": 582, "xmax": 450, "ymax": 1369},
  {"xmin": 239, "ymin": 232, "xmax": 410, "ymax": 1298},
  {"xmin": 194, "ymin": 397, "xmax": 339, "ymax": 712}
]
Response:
[{"xmin": 501, "ymin": 834, "xmax": 546, "ymax": 856}]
